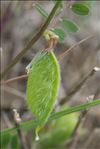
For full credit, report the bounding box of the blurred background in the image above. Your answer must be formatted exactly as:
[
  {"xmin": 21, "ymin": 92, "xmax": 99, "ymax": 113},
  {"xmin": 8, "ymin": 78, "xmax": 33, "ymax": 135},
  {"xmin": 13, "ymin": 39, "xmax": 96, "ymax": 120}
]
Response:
[{"xmin": 1, "ymin": 1, "xmax": 100, "ymax": 149}]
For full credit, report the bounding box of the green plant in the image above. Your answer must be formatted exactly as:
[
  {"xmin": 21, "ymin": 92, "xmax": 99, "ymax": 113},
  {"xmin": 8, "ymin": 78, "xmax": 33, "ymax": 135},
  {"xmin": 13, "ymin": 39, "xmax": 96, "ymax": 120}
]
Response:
[
  {"xmin": 1, "ymin": 1, "xmax": 100, "ymax": 149},
  {"xmin": 26, "ymin": 50, "xmax": 60, "ymax": 139},
  {"xmin": 37, "ymin": 105, "xmax": 79, "ymax": 149},
  {"xmin": 0, "ymin": 99, "xmax": 100, "ymax": 148}
]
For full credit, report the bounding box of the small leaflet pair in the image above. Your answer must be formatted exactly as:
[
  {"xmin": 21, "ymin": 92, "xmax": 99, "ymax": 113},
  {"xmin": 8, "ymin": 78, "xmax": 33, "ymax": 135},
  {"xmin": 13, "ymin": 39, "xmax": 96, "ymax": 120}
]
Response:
[{"xmin": 26, "ymin": 50, "xmax": 60, "ymax": 140}]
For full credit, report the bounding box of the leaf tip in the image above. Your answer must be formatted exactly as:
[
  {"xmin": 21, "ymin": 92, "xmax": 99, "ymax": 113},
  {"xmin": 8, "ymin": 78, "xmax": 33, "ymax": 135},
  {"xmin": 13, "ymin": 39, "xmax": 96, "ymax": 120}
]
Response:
[{"xmin": 35, "ymin": 127, "xmax": 40, "ymax": 141}]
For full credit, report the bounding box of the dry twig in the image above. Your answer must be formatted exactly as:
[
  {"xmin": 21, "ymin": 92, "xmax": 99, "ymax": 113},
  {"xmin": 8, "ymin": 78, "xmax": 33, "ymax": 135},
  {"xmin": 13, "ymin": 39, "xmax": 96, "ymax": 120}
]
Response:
[{"xmin": 13, "ymin": 109, "xmax": 29, "ymax": 149}]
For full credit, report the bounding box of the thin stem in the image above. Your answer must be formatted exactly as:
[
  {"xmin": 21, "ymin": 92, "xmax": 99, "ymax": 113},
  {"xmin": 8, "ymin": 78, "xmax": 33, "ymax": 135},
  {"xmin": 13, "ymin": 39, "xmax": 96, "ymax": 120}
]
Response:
[
  {"xmin": 58, "ymin": 34, "xmax": 95, "ymax": 60},
  {"xmin": 0, "ymin": 34, "xmax": 95, "ymax": 85},
  {"xmin": 1, "ymin": 99, "xmax": 100, "ymax": 136},
  {"xmin": 66, "ymin": 93, "xmax": 98, "ymax": 148},
  {"xmin": 0, "ymin": 38, "xmax": 58, "ymax": 85},
  {"xmin": 45, "ymin": 37, "xmax": 58, "ymax": 51},
  {"xmin": 13, "ymin": 109, "xmax": 29, "ymax": 149},
  {"xmin": 0, "ymin": 0, "xmax": 61, "ymax": 79},
  {"xmin": 0, "ymin": 74, "xmax": 28, "ymax": 85},
  {"xmin": 59, "ymin": 67, "xmax": 100, "ymax": 105},
  {"xmin": 71, "ymin": 110, "xmax": 88, "ymax": 138}
]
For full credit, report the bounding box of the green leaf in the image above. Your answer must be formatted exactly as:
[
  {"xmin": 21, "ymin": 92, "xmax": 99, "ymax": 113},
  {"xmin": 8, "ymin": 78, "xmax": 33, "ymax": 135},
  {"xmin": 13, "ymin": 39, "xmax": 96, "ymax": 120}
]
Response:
[
  {"xmin": 26, "ymin": 51, "xmax": 60, "ymax": 135},
  {"xmin": 10, "ymin": 135, "xmax": 18, "ymax": 149},
  {"xmin": 71, "ymin": 3, "xmax": 89, "ymax": 15},
  {"xmin": 35, "ymin": 4, "xmax": 48, "ymax": 18},
  {"xmin": 0, "ymin": 133, "xmax": 10, "ymax": 149},
  {"xmin": 1, "ymin": 99, "xmax": 100, "ymax": 136},
  {"xmin": 61, "ymin": 19, "xmax": 79, "ymax": 32},
  {"xmin": 51, "ymin": 28, "xmax": 65, "ymax": 42}
]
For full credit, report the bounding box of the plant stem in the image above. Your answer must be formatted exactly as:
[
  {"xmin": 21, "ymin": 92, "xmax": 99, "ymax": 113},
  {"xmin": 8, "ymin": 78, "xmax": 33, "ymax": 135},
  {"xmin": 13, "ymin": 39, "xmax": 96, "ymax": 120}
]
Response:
[
  {"xmin": 71, "ymin": 110, "xmax": 88, "ymax": 138},
  {"xmin": 59, "ymin": 66, "xmax": 100, "ymax": 105},
  {"xmin": 0, "ymin": 0, "xmax": 61, "ymax": 80},
  {"xmin": 1, "ymin": 99, "xmax": 100, "ymax": 136},
  {"xmin": 58, "ymin": 34, "xmax": 95, "ymax": 60},
  {"xmin": 13, "ymin": 109, "xmax": 29, "ymax": 149},
  {"xmin": 0, "ymin": 74, "xmax": 28, "ymax": 84},
  {"xmin": 0, "ymin": 34, "xmax": 95, "ymax": 85}
]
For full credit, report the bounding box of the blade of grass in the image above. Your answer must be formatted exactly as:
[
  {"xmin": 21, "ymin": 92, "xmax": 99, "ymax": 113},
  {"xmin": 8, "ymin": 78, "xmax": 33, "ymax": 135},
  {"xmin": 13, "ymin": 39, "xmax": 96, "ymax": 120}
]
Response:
[
  {"xmin": 49, "ymin": 99, "xmax": 100, "ymax": 120},
  {"xmin": 1, "ymin": 99, "xmax": 100, "ymax": 136}
]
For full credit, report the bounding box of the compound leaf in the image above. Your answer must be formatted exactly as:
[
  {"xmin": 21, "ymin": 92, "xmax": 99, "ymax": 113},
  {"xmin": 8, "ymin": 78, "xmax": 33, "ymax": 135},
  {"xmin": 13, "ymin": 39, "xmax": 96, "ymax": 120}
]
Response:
[
  {"xmin": 35, "ymin": 4, "xmax": 48, "ymax": 18},
  {"xmin": 71, "ymin": 3, "xmax": 89, "ymax": 15},
  {"xmin": 51, "ymin": 28, "xmax": 65, "ymax": 42},
  {"xmin": 61, "ymin": 19, "xmax": 79, "ymax": 32}
]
